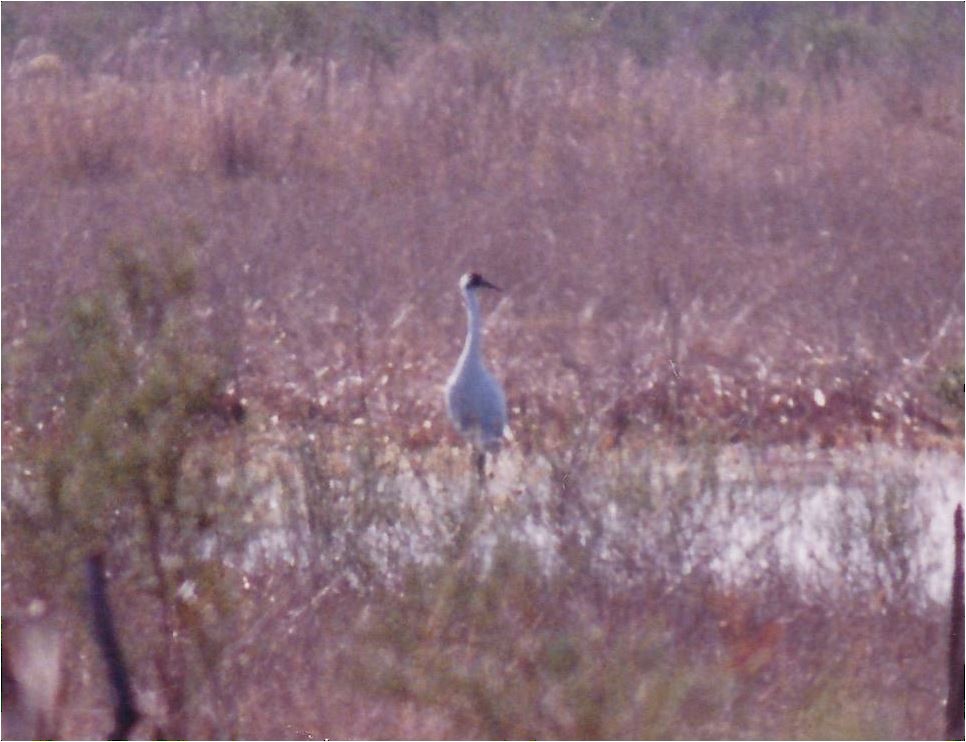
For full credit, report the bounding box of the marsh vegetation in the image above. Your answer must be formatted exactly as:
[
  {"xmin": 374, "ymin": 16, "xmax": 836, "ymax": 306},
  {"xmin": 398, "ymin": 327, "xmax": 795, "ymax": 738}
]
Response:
[{"xmin": 2, "ymin": 4, "xmax": 963, "ymax": 738}]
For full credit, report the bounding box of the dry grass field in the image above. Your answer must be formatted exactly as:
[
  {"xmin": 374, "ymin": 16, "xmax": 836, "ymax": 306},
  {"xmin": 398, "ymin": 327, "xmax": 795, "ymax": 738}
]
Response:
[{"xmin": 2, "ymin": 4, "xmax": 963, "ymax": 739}]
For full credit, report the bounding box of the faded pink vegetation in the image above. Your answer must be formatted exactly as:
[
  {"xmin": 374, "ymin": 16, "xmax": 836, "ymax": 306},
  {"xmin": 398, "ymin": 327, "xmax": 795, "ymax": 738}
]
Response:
[{"xmin": 2, "ymin": 5, "xmax": 963, "ymax": 739}]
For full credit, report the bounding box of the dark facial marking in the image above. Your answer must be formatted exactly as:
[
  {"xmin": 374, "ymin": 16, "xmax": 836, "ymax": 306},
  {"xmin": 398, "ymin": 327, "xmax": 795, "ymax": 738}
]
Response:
[{"xmin": 464, "ymin": 272, "xmax": 500, "ymax": 291}]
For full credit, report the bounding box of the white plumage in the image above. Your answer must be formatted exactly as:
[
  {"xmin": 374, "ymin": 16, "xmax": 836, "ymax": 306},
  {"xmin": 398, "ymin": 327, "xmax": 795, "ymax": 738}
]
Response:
[{"xmin": 445, "ymin": 272, "xmax": 507, "ymax": 479}]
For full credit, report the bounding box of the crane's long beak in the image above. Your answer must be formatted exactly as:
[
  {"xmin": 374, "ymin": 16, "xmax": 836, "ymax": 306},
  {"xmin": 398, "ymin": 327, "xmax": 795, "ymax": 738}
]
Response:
[{"xmin": 479, "ymin": 278, "xmax": 501, "ymax": 291}]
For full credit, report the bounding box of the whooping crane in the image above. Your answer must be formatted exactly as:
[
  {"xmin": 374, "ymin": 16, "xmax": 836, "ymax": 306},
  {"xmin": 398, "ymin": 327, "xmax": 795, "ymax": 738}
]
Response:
[{"xmin": 445, "ymin": 272, "xmax": 507, "ymax": 484}]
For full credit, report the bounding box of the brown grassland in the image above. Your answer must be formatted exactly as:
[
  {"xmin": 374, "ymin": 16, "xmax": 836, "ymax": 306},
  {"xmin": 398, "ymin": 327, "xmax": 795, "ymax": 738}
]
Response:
[{"xmin": 1, "ymin": 4, "xmax": 964, "ymax": 739}]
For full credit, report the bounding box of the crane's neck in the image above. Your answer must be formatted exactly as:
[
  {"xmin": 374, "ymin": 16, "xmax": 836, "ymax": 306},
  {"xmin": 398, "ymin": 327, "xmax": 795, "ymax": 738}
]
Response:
[{"xmin": 460, "ymin": 288, "xmax": 483, "ymax": 362}]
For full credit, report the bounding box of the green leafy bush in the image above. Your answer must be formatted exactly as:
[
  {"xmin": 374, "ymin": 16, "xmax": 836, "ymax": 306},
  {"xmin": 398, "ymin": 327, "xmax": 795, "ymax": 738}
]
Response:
[
  {"xmin": 3, "ymin": 230, "xmax": 242, "ymax": 736},
  {"xmin": 937, "ymin": 361, "xmax": 965, "ymax": 423}
]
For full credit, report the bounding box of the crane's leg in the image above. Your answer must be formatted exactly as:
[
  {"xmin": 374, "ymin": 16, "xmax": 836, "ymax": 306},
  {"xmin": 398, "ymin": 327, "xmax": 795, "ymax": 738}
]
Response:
[
  {"xmin": 450, "ymin": 449, "xmax": 486, "ymax": 558},
  {"xmin": 474, "ymin": 450, "xmax": 486, "ymax": 488}
]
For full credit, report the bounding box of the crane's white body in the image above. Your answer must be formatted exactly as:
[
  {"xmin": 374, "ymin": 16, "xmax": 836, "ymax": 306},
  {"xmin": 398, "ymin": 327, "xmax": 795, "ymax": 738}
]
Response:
[{"xmin": 445, "ymin": 274, "xmax": 507, "ymax": 456}]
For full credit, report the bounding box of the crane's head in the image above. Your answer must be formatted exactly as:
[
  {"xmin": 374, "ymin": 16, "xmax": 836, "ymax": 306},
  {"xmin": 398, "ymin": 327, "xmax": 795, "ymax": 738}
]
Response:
[{"xmin": 460, "ymin": 272, "xmax": 500, "ymax": 292}]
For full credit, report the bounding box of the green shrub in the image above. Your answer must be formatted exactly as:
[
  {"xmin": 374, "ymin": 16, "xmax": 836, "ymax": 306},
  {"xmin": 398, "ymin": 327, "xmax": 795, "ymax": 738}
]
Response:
[
  {"xmin": 937, "ymin": 360, "xmax": 965, "ymax": 423},
  {"xmin": 4, "ymin": 229, "xmax": 241, "ymax": 737}
]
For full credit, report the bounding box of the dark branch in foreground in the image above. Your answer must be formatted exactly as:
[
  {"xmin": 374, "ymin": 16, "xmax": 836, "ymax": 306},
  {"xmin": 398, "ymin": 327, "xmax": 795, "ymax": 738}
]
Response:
[
  {"xmin": 946, "ymin": 504, "xmax": 964, "ymax": 741},
  {"xmin": 86, "ymin": 553, "xmax": 140, "ymax": 741}
]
